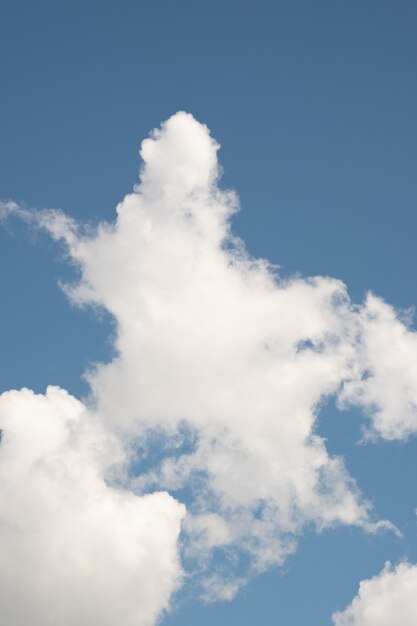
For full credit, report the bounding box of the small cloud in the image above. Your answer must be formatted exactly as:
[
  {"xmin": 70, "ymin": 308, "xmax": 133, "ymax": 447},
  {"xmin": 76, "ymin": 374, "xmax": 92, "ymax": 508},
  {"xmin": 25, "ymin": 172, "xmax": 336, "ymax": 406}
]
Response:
[{"xmin": 333, "ymin": 560, "xmax": 417, "ymax": 626}]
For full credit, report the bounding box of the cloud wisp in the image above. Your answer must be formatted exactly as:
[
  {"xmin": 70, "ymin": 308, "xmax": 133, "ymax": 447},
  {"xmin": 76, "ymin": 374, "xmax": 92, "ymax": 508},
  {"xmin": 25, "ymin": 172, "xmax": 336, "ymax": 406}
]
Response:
[{"xmin": 1, "ymin": 112, "xmax": 417, "ymax": 617}]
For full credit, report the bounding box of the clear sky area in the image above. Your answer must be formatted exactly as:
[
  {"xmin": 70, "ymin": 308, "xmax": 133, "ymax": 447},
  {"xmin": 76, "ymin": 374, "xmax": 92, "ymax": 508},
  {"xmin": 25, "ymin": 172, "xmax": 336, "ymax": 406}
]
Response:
[{"xmin": 1, "ymin": 2, "xmax": 417, "ymax": 625}]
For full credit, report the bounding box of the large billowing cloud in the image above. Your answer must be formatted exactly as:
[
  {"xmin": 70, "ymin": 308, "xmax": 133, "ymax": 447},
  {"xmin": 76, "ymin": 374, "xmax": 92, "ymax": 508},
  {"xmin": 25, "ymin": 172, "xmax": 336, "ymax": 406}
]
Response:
[
  {"xmin": 0, "ymin": 386, "xmax": 185, "ymax": 626},
  {"xmin": 1, "ymin": 111, "xmax": 417, "ymax": 611},
  {"xmin": 333, "ymin": 561, "xmax": 417, "ymax": 626}
]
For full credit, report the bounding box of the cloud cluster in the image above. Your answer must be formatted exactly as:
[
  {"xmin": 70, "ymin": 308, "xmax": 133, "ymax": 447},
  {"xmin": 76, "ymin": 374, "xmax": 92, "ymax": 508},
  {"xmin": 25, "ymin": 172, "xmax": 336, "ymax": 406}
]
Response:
[
  {"xmin": 15, "ymin": 112, "xmax": 415, "ymax": 586},
  {"xmin": 333, "ymin": 561, "xmax": 417, "ymax": 626},
  {"xmin": 0, "ymin": 386, "xmax": 184, "ymax": 626},
  {"xmin": 2, "ymin": 112, "xmax": 417, "ymax": 618}
]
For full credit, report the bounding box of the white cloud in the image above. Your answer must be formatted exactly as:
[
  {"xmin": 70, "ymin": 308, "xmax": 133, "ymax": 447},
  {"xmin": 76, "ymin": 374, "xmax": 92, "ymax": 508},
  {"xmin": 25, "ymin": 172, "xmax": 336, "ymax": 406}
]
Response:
[
  {"xmin": 2, "ymin": 111, "xmax": 417, "ymax": 602},
  {"xmin": 0, "ymin": 386, "xmax": 185, "ymax": 626},
  {"xmin": 11, "ymin": 112, "xmax": 403, "ymax": 585},
  {"xmin": 333, "ymin": 561, "xmax": 417, "ymax": 626},
  {"xmin": 339, "ymin": 293, "xmax": 417, "ymax": 440}
]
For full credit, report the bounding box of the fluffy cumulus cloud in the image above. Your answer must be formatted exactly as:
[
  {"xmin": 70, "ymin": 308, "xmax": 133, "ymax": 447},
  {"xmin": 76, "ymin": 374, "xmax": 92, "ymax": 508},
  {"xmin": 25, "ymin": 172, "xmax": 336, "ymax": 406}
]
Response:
[
  {"xmin": 338, "ymin": 294, "xmax": 417, "ymax": 440},
  {"xmin": 2, "ymin": 112, "xmax": 417, "ymax": 614},
  {"xmin": 333, "ymin": 561, "xmax": 417, "ymax": 626},
  {"xmin": 0, "ymin": 386, "xmax": 184, "ymax": 626}
]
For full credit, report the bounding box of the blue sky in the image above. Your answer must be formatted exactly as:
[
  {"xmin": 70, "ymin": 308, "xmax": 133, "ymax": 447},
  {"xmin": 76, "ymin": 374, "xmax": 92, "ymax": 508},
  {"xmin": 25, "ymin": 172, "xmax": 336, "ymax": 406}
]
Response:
[{"xmin": 1, "ymin": 2, "xmax": 417, "ymax": 625}]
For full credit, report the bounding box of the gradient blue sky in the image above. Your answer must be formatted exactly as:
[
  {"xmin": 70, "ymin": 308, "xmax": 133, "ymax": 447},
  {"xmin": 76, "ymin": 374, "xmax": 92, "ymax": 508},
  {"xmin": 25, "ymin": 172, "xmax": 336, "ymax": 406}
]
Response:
[{"xmin": 1, "ymin": 1, "xmax": 417, "ymax": 624}]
